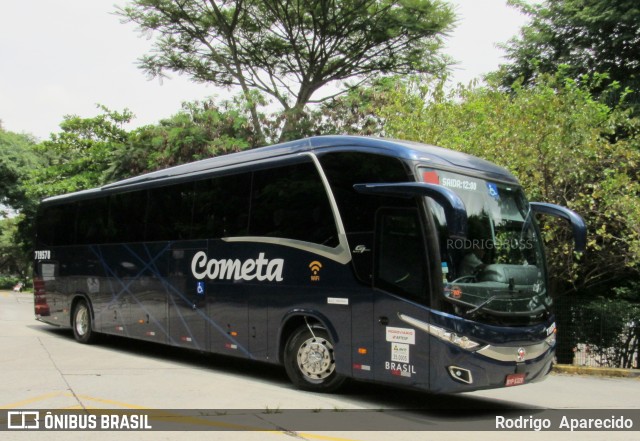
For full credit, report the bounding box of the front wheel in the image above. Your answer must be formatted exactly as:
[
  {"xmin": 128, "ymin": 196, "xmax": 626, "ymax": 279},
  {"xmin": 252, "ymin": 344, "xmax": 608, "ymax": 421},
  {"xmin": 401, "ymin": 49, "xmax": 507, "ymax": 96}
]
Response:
[
  {"xmin": 72, "ymin": 299, "xmax": 97, "ymax": 344},
  {"xmin": 284, "ymin": 325, "xmax": 346, "ymax": 392}
]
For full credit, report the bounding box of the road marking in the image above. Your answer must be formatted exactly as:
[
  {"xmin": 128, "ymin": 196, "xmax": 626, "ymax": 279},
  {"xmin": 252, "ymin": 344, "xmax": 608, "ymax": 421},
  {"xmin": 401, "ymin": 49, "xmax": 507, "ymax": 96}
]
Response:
[
  {"xmin": 295, "ymin": 433, "xmax": 365, "ymax": 441},
  {"xmin": 73, "ymin": 394, "xmax": 149, "ymax": 409},
  {"xmin": 0, "ymin": 391, "xmax": 64, "ymax": 409}
]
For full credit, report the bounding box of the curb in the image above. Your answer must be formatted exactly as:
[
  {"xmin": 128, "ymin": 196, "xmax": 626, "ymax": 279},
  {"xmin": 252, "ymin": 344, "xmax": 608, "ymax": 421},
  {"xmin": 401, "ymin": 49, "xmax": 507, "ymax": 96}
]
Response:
[{"xmin": 552, "ymin": 364, "xmax": 640, "ymax": 378}]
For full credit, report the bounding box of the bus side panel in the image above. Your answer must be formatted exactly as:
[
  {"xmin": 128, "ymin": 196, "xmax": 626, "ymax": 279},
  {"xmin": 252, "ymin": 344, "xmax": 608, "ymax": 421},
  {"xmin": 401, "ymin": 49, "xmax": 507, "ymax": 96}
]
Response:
[
  {"xmin": 35, "ymin": 246, "xmax": 107, "ymax": 329},
  {"xmin": 123, "ymin": 243, "xmax": 170, "ymax": 345},
  {"xmin": 350, "ymin": 291, "xmax": 375, "ymax": 381},
  {"xmin": 185, "ymin": 240, "xmax": 357, "ymax": 369},
  {"xmin": 84, "ymin": 244, "xmax": 164, "ymax": 342},
  {"xmin": 264, "ymin": 247, "xmax": 355, "ymax": 375},
  {"xmin": 167, "ymin": 241, "xmax": 209, "ymax": 351},
  {"xmin": 372, "ymin": 293, "xmax": 431, "ymax": 391}
]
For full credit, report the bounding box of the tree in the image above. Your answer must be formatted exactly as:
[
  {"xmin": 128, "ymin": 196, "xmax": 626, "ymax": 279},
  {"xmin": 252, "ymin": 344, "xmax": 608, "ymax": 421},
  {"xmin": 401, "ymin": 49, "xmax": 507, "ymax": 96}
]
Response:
[
  {"xmin": 118, "ymin": 0, "xmax": 455, "ymax": 142},
  {"xmin": 0, "ymin": 216, "xmax": 30, "ymax": 281},
  {"xmin": 0, "ymin": 128, "xmax": 40, "ymax": 281},
  {"xmin": 109, "ymin": 97, "xmax": 257, "ymax": 180},
  {"xmin": 499, "ymin": 0, "xmax": 640, "ymax": 111},
  {"xmin": 25, "ymin": 106, "xmax": 133, "ymax": 201},
  {"xmin": 0, "ymin": 128, "xmax": 39, "ymax": 213}
]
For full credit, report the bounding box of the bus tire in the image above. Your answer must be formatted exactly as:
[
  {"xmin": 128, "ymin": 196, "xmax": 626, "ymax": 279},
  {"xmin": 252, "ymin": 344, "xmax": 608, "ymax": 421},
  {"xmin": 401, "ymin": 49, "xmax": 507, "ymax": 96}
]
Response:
[
  {"xmin": 284, "ymin": 325, "xmax": 345, "ymax": 392},
  {"xmin": 72, "ymin": 299, "xmax": 96, "ymax": 344}
]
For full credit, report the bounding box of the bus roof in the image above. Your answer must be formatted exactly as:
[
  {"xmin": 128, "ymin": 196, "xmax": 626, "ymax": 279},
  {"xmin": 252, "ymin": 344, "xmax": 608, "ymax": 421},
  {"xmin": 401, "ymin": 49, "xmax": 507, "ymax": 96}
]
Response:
[{"xmin": 43, "ymin": 135, "xmax": 517, "ymax": 203}]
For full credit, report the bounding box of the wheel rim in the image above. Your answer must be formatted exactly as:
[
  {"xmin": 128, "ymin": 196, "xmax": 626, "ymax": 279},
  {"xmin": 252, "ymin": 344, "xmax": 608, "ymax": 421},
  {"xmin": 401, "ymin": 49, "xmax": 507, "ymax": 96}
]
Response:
[
  {"xmin": 296, "ymin": 336, "xmax": 335, "ymax": 381},
  {"xmin": 75, "ymin": 306, "xmax": 89, "ymax": 336}
]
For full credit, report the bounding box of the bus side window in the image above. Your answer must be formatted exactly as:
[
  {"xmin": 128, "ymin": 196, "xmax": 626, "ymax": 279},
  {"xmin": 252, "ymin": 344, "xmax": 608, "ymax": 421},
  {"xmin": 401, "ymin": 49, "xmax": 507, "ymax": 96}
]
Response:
[
  {"xmin": 374, "ymin": 208, "xmax": 428, "ymax": 304},
  {"xmin": 146, "ymin": 183, "xmax": 195, "ymax": 241},
  {"xmin": 76, "ymin": 197, "xmax": 113, "ymax": 244},
  {"xmin": 37, "ymin": 203, "xmax": 78, "ymax": 246},
  {"xmin": 109, "ymin": 191, "xmax": 148, "ymax": 243},
  {"xmin": 192, "ymin": 173, "xmax": 252, "ymax": 239},
  {"xmin": 319, "ymin": 151, "xmax": 413, "ymax": 284},
  {"xmin": 249, "ymin": 161, "xmax": 338, "ymax": 246}
]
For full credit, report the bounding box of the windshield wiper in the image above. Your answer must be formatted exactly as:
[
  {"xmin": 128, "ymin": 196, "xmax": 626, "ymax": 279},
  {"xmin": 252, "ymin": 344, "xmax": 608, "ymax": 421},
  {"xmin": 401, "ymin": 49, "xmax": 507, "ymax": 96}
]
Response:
[
  {"xmin": 463, "ymin": 289, "xmax": 542, "ymax": 318},
  {"xmin": 465, "ymin": 295, "xmax": 498, "ymax": 316}
]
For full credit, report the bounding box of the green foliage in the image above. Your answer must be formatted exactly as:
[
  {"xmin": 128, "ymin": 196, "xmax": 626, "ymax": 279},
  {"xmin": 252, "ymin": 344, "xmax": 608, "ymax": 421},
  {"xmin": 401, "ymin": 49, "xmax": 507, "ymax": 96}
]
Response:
[
  {"xmin": 109, "ymin": 97, "xmax": 257, "ymax": 180},
  {"xmin": 0, "ymin": 216, "xmax": 30, "ymax": 280},
  {"xmin": 571, "ymin": 295, "xmax": 639, "ymax": 368},
  {"xmin": 0, "ymin": 128, "xmax": 39, "ymax": 212},
  {"xmin": 499, "ymin": 0, "xmax": 640, "ymax": 112},
  {"xmin": 26, "ymin": 106, "xmax": 133, "ymax": 200},
  {"xmin": 118, "ymin": 0, "xmax": 455, "ymax": 141},
  {"xmin": 312, "ymin": 77, "xmax": 401, "ymax": 136},
  {"xmin": 0, "ymin": 276, "xmax": 21, "ymax": 290},
  {"xmin": 370, "ymin": 75, "xmax": 640, "ymax": 294}
]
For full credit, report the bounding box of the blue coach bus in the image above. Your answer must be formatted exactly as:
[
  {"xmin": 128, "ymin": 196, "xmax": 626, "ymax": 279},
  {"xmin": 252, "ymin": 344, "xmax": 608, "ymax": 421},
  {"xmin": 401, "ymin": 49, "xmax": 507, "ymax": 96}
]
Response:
[{"xmin": 33, "ymin": 135, "xmax": 586, "ymax": 393}]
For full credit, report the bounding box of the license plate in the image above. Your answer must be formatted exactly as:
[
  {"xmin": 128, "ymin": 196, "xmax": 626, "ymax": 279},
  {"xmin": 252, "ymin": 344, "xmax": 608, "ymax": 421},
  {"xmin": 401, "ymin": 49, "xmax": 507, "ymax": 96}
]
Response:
[{"xmin": 505, "ymin": 373, "xmax": 526, "ymax": 387}]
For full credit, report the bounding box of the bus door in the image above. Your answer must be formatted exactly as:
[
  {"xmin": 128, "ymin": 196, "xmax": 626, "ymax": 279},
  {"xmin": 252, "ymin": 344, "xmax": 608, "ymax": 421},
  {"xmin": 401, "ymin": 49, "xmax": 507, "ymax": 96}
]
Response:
[
  {"xmin": 168, "ymin": 242, "xmax": 208, "ymax": 350},
  {"xmin": 372, "ymin": 208, "xmax": 431, "ymax": 389}
]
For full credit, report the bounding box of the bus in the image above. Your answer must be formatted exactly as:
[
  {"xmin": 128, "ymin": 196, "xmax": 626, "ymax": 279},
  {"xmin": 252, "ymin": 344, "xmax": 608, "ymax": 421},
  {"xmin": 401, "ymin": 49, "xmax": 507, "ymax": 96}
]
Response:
[{"xmin": 33, "ymin": 135, "xmax": 586, "ymax": 393}]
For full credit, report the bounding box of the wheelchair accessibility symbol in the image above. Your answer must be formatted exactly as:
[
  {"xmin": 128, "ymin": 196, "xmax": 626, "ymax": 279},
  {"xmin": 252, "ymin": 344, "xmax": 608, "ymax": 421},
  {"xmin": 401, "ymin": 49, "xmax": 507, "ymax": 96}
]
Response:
[
  {"xmin": 486, "ymin": 182, "xmax": 500, "ymax": 200},
  {"xmin": 196, "ymin": 281, "xmax": 205, "ymax": 296}
]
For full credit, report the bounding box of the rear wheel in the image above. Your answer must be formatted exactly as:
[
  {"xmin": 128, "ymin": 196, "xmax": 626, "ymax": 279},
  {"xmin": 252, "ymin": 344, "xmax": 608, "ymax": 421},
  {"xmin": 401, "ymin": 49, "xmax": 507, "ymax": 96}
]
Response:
[
  {"xmin": 284, "ymin": 325, "xmax": 345, "ymax": 392},
  {"xmin": 72, "ymin": 299, "xmax": 96, "ymax": 344}
]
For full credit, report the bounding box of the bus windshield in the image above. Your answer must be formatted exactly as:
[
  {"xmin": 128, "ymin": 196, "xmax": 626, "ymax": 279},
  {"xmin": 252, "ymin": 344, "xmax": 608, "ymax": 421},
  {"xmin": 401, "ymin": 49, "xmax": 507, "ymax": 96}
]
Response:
[{"xmin": 421, "ymin": 168, "xmax": 549, "ymax": 322}]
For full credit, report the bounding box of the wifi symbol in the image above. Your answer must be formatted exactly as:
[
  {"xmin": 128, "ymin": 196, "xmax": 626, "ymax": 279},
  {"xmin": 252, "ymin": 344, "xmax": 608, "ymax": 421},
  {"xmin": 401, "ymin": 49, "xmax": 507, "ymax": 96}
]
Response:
[{"xmin": 309, "ymin": 261, "xmax": 323, "ymax": 275}]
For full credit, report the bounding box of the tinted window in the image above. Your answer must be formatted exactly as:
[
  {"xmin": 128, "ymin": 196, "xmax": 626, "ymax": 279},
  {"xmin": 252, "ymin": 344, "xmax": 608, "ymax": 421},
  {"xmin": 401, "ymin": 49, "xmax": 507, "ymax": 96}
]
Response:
[
  {"xmin": 146, "ymin": 182, "xmax": 194, "ymax": 241},
  {"xmin": 107, "ymin": 191, "xmax": 147, "ymax": 243},
  {"xmin": 37, "ymin": 159, "xmax": 339, "ymax": 246},
  {"xmin": 76, "ymin": 197, "xmax": 112, "ymax": 244},
  {"xmin": 319, "ymin": 152, "xmax": 411, "ymax": 233},
  {"xmin": 319, "ymin": 151, "xmax": 416, "ymax": 283},
  {"xmin": 191, "ymin": 173, "xmax": 251, "ymax": 239},
  {"xmin": 37, "ymin": 203, "xmax": 77, "ymax": 246},
  {"xmin": 375, "ymin": 209, "xmax": 428, "ymax": 303},
  {"xmin": 249, "ymin": 161, "xmax": 338, "ymax": 246}
]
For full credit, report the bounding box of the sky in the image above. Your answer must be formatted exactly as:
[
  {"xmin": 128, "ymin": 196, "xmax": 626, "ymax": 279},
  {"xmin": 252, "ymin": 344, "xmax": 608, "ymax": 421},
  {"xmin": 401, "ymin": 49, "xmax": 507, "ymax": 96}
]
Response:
[{"xmin": 0, "ymin": 0, "xmax": 529, "ymax": 140}]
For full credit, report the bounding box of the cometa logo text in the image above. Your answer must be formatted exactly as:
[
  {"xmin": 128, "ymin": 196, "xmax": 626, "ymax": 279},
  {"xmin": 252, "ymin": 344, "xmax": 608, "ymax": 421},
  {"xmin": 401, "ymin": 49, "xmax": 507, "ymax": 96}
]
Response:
[{"xmin": 191, "ymin": 251, "xmax": 284, "ymax": 282}]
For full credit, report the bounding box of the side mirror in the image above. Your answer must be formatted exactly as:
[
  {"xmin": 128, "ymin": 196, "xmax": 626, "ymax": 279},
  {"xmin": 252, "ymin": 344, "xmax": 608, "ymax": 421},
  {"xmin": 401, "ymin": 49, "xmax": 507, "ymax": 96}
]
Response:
[
  {"xmin": 353, "ymin": 182, "xmax": 467, "ymax": 237},
  {"xmin": 530, "ymin": 202, "xmax": 587, "ymax": 252}
]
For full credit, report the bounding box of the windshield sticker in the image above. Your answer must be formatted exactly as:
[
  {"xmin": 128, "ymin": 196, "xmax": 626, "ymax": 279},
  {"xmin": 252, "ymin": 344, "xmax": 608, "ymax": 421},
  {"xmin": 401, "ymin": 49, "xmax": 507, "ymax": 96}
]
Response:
[
  {"xmin": 486, "ymin": 182, "xmax": 500, "ymax": 200},
  {"xmin": 422, "ymin": 170, "xmax": 440, "ymax": 184}
]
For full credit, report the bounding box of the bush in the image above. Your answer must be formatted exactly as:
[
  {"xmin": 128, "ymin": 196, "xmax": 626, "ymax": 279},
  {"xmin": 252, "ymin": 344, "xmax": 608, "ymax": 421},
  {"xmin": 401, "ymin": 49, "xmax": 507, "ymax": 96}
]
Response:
[{"xmin": 0, "ymin": 275, "xmax": 21, "ymax": 290}]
